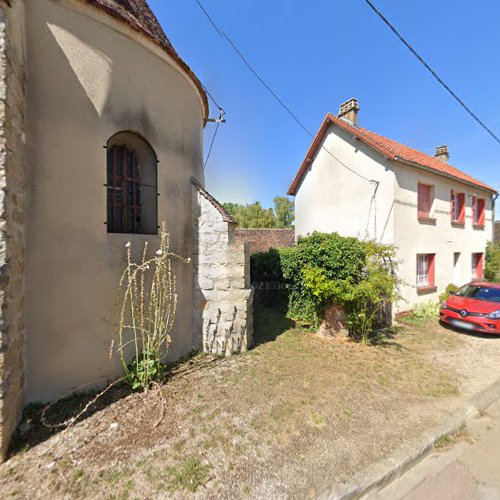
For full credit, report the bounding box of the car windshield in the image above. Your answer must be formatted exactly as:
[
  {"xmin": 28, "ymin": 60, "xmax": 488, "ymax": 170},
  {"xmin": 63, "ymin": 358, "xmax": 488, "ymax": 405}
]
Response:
[{"xmin": 456, "ymin": 285, "xmax": 500, "ymax": 302}]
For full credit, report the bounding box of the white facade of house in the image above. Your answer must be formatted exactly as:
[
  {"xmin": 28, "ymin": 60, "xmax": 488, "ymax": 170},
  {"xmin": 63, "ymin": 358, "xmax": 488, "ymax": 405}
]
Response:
[{"xmin": 292, "ymin": 106, "xmax": 496, "ymax": 312}]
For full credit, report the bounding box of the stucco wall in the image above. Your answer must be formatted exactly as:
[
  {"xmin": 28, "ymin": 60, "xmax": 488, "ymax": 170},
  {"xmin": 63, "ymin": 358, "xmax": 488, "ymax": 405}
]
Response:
[
  {"xmin": 393, "ymin": 162, "xmax": 494, "ymax": 309},
  {"xmin": 235, "ymin": 228, "xmax": 294, "ymax": 255},
  {"xmin": 293, "ymin": 122, "xmax": 493, "ymax": 312},
  {"xmin": 0, "ymin": 0, "xmax": 27, "ymax": 457},
  {"xmin": 294, "ymin": 124, "xmax": 396, "ymax": 245},
  {"xmin": 193, "ymin": 186, "xmax": 253, "ymax": 356},
  {"xmin": 25, "ymin": 0, "xmax": 204, "ymax": 402}
]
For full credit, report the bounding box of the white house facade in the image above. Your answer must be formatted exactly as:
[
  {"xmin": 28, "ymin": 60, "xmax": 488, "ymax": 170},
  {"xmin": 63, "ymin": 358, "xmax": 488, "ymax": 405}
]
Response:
[{"xmin": 288, "ymin": 99, "xmax": 497, "ymax": 311}]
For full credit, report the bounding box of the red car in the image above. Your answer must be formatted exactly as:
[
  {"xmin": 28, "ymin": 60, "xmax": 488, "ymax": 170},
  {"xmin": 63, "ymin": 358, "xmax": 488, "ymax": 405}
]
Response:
[{"xmin": 440, "ymin": 282, "xmax": 500, "ymax": 334}]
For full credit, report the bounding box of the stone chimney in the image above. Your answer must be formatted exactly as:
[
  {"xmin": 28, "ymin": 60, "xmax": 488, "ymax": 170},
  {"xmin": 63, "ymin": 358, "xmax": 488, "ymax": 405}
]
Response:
[
  {"xmin": 435, "ymin": 145, "xmax": 449, "ymax": 163},
  {"xmin": 338, "ymin": 98, "xmax": 360, "ymax": 126}
]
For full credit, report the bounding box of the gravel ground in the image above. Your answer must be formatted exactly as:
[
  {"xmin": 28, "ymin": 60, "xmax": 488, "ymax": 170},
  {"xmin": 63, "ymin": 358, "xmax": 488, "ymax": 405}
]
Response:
[{"xmin": 1, "ymin": 313, "xmax": 500, "ymax": 499}]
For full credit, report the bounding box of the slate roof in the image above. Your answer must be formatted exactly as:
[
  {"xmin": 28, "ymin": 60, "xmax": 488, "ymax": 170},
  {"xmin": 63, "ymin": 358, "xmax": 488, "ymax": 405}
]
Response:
[
  {"xmin": 191, "ymin": 178, "xmax": 237, "ymax": 224},
  {"xmin": 85, "ymin": 0, "xmax": 209, "ymax": 119},
  {"xmin": 288, "ymin": 113, "xmax": 497, "ymax": 195}
]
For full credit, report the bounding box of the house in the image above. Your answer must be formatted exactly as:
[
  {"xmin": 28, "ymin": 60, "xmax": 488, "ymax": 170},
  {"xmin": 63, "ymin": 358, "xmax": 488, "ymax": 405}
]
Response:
[
  {"xmin": 0, "ymin": 0, "xmax": 252, "ymax": 457},
  {"xmin": 288, "ymin": 99, "xmax": 497, "ymax": 311}
]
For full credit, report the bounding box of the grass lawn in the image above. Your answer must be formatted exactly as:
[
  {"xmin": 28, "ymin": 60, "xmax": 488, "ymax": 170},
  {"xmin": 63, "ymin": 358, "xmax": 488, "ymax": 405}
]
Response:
[{"xmin": 0, "ymin": 308, "xmax": 465, "ymax": 498}]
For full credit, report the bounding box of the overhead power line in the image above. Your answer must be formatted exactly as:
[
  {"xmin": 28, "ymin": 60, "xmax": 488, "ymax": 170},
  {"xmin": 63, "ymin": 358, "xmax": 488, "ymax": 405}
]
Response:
[
  {"xmin": 193, "ymin": 0, "xmax": 376, "ymax": 184},
  {"xmin": 363, "ymin": 0, "xmax": 500, "ymax": 146},
  {"xmin": 204, "ymin": 121, "xmax": 220, "ymax": 168}
]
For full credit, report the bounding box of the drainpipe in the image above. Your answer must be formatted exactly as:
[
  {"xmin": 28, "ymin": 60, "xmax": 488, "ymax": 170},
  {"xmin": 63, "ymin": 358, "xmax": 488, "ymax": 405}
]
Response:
[{"xmin": 493, "ymin": 193, "xmax": 499, "ymax": 241}]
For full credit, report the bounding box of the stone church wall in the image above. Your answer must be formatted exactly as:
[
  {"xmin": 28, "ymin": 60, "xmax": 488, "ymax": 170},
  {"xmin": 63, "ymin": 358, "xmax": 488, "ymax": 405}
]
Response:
[{"xmin": 0, "ymin": 0, "xmax": 27, "ymax": 458}]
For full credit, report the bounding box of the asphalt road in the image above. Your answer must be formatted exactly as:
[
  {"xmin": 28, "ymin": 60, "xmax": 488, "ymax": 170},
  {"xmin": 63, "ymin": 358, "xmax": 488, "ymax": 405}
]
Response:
[{"xmin": 369, "ymin": 397, "xmax": 500, "ymax": 500}]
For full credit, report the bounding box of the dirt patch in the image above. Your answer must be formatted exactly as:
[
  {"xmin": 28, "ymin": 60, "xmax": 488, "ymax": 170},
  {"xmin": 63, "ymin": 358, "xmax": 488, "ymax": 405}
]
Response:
[{"xmin": 1, "ymin": 310, "xmax": 499, "ymax": 499}]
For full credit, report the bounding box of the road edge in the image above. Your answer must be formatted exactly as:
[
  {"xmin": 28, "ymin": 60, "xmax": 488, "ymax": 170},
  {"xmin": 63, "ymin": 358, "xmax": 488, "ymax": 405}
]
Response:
[{"xmin": 319, "ymin": 374, "xmax": 500, "ymax": 500}]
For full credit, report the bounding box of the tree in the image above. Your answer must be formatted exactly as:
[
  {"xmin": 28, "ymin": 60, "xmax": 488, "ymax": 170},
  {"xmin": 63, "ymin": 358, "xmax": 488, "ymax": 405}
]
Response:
[
  {"xmin": 222, "ymin": 197, "xmax": 295, "ymax": 229},
  {"xmin": 273, "ymin": 197, "xmax": 294, "ymax": 228},
  {"xmin": 223, "ymin": 201, "xmax": 277, "ymax": 228},
  {"xmin": 485, "ymin": 241, "xmax": 500, "ymax": 281}
]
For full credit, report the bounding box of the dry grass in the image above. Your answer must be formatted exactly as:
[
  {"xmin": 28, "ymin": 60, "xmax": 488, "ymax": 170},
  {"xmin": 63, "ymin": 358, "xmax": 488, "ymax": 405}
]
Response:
[{"xmin": 0, "ymin": 308, "xmax": 466, "ymax": 498}]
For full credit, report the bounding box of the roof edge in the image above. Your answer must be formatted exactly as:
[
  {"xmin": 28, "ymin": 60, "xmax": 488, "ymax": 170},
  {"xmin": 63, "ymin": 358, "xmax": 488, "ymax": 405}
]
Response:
[
  {"xmin": 82, "ymin": 0, "xmax": 209, "ymax": 121},
  {"xmin": 395, "ymin": 158, "xmax": 498, "ymax": 194},
  {"xmin": 288, "ymin": 113, "xmax": 497, "ymax": 196},
  {"xmin": 191, "ymin": 178, "xmax": 238, "ymax": 224}
]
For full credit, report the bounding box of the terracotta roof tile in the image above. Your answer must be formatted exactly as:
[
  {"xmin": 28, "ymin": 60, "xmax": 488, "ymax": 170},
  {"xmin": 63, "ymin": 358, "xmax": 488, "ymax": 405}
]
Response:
[
  {"xmin": 84, "ymin": 0, "xmax": 209, "ymax": 119},
  {"xmin": 288, "ymin": 113, "xmax": 497, "ymax": 195}
]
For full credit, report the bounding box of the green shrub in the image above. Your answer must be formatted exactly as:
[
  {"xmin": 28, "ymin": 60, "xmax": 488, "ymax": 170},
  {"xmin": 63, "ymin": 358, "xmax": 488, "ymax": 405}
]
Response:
[
  {"xmin": 280, "ymin": 232, "xmax": 366, "ymax": 326},
  {"xmin": 280, "ymin": 233, "xmax": 398, "ymax": 342},
  {"xmin": 485, "ymin": 242, "xmax": 500, "ymax": 282},
  {"xmin": 439, "ymin": 283, "xmax": 459, "ymax": 303},
  {"xmin": 251, "ymin": 248, "xmax": 289, "ymax": 311},
  {"xmin": 404, "ymin": 301, "xmax": 439, "ymax": 324},
  {"xmin": 251, "ymin": 248, "xmax": 284, "ymax": 283}
]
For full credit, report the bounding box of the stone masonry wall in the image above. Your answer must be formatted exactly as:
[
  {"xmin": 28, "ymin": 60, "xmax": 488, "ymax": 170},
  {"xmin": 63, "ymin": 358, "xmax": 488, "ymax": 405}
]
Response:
[
  {"xmin": 0, "ymin": 0, "xmax": 26, "ymax": 458},
  {"xmin": 193, "ymin": 185, "xmax": 253, "ymax": 356},
  {"xmin": 235, "ymin": 228, "xmax": 294, "ymax": 255}
]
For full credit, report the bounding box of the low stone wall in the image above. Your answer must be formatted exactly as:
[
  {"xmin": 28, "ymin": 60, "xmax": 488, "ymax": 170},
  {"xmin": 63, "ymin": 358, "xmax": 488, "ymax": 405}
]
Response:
[
  {"xmin": 235, "ymin": 228, "xmax": 294, "ymax": 255},
  {"xmin": 0, "ymin": 0, "xmax": 27, "ymax": 459},
  {"xmin": 192, "ymin": 181, "xmax": 253, "ymax": 356}
]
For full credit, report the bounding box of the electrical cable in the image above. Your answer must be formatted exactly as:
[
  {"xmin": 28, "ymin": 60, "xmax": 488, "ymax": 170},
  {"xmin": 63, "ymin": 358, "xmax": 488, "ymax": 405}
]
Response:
[
  {"xmin": 204, "ymin": 121, "xmax": 220, "ymax": 168},
  {"xmin": 193, "ymin": 0, "xmax": 376, "ymax": 184},
  {"xmin": 363, "ymin": 0, "xmax": 500, "ymax": 146}
]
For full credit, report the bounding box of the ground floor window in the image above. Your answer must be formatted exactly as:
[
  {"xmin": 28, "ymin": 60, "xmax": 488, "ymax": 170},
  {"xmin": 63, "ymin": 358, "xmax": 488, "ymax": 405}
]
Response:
[
  {"xmin": 471, "ymin": 253, "xmax": 484, "ymax": 279},
  {"xmin": 417, "ymin": 254, "xmax": 435, "ymax": 289}
]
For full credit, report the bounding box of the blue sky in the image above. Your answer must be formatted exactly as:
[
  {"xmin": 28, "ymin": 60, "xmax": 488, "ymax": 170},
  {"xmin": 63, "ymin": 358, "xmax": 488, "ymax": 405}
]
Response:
[{"xmin": 152, "ymin": 0, "xmax": 500, "ymax": 217}]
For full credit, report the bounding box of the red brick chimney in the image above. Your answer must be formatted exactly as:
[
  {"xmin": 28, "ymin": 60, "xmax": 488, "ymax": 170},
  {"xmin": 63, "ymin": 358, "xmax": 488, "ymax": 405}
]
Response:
[
  {"xmin": 435, "ymin": 145, "xmax": 449, "ymax": 163},
  {"xmin": 338, "ymin": 98, "xmax": 360, "ymax": 126}
]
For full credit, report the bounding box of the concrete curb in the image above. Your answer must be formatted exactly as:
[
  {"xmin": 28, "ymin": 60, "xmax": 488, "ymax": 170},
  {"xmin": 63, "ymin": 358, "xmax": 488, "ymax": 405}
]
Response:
[{"xmin": 319, "ymin": 375, "xmax": 500, "ymax": 500}]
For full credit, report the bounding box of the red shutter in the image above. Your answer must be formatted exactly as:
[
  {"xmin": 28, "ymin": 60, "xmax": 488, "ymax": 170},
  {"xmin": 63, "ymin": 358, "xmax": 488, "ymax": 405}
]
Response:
[
  {"xmin": 418, "ymin": 184, "xmax": 430, "ymax": 218},
  {"xmin": 478, "ymin": 199, "xmax": 485, "ymax": 226},
  {"xmin": 450, "ymin": 190, "xmax": 455, "ymax": 222},
  {"xmin": 428, "ymin": 254, "xmax": 436, "ymax": 286},
  {"xmin": 477, "ymin": 254, "xmax": 484, "ymax": 279},
  {"xmin": 458, "ymin": 193, "xmax": 466, "ymax": 223},
  {"xmin": 472, "ymin": 195, "xmax": 477, "ymax": 224}
]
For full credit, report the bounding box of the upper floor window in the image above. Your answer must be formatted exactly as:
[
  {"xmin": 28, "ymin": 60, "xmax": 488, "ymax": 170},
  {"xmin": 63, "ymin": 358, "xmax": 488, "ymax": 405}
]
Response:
[
  {"xmin": 450, "ymin": 190, "xmax": 465, "ymax": 224},
  {"xmin": 417, "ymin": 183, "xmax": 434, "ymax": 220},
  {"xmin": 472, "ymin": 196, "xmax": 485, "ymax": 228},
  {"xmin": 106, "ymin": 132, "xmax": 158, "ymax": 235}
]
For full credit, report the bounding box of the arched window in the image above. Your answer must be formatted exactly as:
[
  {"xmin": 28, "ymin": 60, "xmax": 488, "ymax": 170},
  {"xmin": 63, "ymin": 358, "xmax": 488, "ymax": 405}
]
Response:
[{"xmin": 106, "ymin": 132, "xmax": 158, "ymax": 235}]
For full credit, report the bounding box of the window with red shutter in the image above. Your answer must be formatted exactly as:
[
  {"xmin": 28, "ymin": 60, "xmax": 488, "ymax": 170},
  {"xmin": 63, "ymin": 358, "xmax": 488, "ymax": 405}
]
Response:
[
  {"xmin": 451, "ymin": 190, "xmax": 465, "ymax": 225},
  {"xmin": 477, "ymin": 199, "xmax": 485, "ymax": 227},
  {"xmin": 416, "ymin": 253, "xmax": 436, "ymax": 290},
  {"xmin": 472, "ymin": 253, "xmax": 484, "ymax": 279},
  {"xmin": 417, "ymin": 184, "xmax": 432, "ymax": 220}
]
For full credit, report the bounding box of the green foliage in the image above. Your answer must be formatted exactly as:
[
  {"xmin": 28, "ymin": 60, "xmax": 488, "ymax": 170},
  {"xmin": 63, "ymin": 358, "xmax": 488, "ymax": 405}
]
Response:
[
  {"xmin": 126, "ymin": 350, "xmax": 166, "ymax": 390},
  {"xmin": 251, "ymin": 248, "xmax": 284, "ymax": 283},
  {"xmin": 280, "ymin": 232, "xmax": 367, "ymax": 326},
  {"xmin": 439, "ymin": 283, "xmax": 459, "ymax": 303},
  {"xmin": 273, "ymin": 196, "xmax": 295, "ymax": 228},
  {"xmin": 404, "ymin": 301, "xmax": 440, "ymax": 324},
  {"xmin": 223, "ymin": 201, "xmax": 277, "ymax": 228},
  {"xmin": 485, "ymin": 241, "xmax": 500, "ymax": 281},
  {"xmin": 222, "ymin": 197, "xmax": 294, "ymax": 228},
  {"xmin": 251, "ymin": 248, "xmax": 289, "ymax": 311}
]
